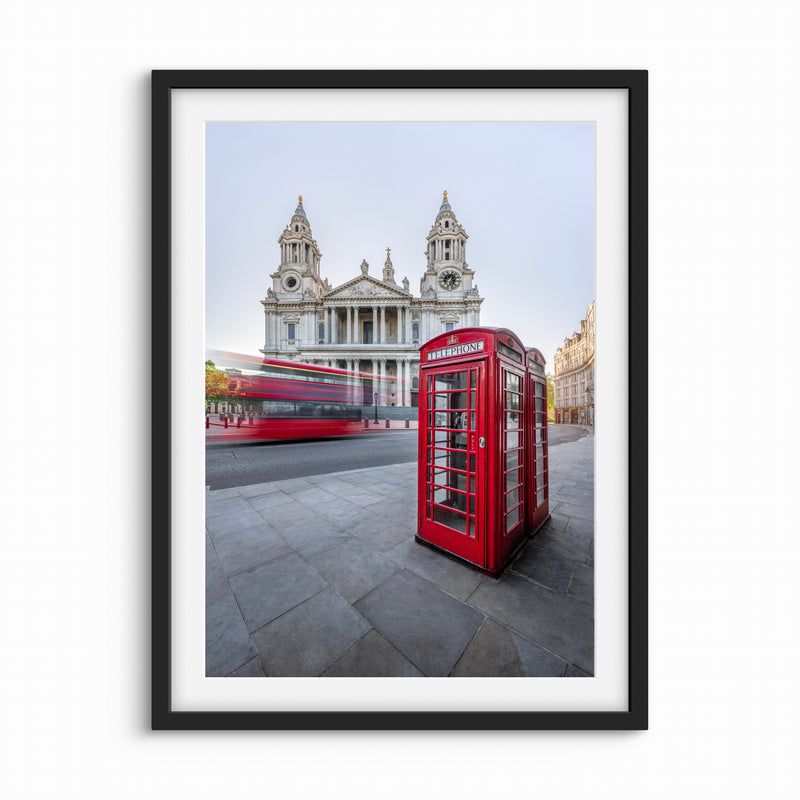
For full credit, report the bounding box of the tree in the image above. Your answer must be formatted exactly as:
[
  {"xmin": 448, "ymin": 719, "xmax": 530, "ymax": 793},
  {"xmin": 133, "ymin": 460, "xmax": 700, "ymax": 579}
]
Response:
[
  {"xmin": 205, "ymin": 360, "xmax": 230, "ymax": 408},
  {"xmin": 546, "ymin": 372, "xmax": 555, "ymax": 423}
]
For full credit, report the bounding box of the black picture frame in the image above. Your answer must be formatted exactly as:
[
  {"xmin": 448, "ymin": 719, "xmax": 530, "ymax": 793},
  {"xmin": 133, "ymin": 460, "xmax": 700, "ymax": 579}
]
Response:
[{"xmin": 152, "ymin": 69, "xmax": 648, "ymax": 731}]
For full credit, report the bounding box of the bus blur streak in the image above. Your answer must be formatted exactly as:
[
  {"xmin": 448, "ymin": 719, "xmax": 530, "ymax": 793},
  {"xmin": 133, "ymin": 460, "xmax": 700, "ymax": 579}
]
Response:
[{"xmin": 207, "ymin": 352, "xmax": 393, "ymax": 443}]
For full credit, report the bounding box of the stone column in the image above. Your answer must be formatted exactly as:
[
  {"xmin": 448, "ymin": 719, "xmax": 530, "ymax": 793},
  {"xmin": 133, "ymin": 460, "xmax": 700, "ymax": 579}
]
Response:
[
  {"xmin": 348, "ymin": 360, "xmax": 354, "ymax": 404},
  {"xmin": 346, "ymin": 306, "xmax": 352, "ymax": 343},
  {"xmin": 372, "ymin": 360, "xmax": 378, "ymax": 407},
  {"xmin": 380, "ymin": 305, "xmax": 386, "ymax": 344},
  {"xmin": 380, "ymin": 359, "xmax": 387, "ymax": 405},
  {"xmin": 332, "ymin": 308, "xmax": 338, "ymax": 343},
  {"xmin": 372, "ymin": 306, "xmax": 377, "ymax": 344}
]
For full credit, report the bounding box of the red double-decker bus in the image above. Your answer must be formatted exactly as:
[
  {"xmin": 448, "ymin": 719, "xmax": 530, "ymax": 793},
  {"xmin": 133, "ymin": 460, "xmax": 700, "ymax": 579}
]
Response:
[{"xmin": 207, "ymin": 351, "xmax": 370, "ymax": 441}]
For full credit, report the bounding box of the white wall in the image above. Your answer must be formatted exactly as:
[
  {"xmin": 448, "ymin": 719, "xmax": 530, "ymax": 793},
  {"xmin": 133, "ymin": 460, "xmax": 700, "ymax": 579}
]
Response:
[{"xmin": 1, "ymin": 1, "xmax": 798, "ymax": 797}]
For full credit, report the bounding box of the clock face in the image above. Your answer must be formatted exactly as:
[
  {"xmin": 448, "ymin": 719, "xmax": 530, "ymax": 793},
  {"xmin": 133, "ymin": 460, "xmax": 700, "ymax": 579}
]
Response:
[{"xmin": 438, "ymin": 270, "xmax": 461, "ymax": 290}]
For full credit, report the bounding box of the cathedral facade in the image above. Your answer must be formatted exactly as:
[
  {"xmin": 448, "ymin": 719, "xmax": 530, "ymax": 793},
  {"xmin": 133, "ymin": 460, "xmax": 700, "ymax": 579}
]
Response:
[{"xmin": 260, "ymin": 193, "xmax": 483, "ymax": 408}]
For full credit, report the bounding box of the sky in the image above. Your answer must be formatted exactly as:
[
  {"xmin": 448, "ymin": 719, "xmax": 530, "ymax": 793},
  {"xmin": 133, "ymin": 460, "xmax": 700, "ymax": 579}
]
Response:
[{"xmin": 206, "ymin": 122, "xmax": 595, "ymax": 371}]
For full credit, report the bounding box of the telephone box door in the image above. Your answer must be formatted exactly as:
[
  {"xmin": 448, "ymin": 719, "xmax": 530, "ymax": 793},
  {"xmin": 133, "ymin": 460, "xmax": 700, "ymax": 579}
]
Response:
[{"xmin": 419, "ymin": 361, "xmax": 486, "ymax": 567}]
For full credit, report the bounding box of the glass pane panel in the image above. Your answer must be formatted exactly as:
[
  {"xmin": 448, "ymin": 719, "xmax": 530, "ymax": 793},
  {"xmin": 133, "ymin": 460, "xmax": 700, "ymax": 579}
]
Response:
[
  {"xmin": 506, "ymin": 450, "xmax": 519, "ymax": 470},
  {"xmin": 433, "ymin": 449, "xmax": 451, "ymax": 466},
  {"xmin": 537, "ymin": 413, "xmax": 547, "ymax": 427},
  {"xmin": 535, "ymin": 429, "xmax": 544, "ymax": 443},
  {"xmin": 506, "ymin": 373, "xmax": 520, "ymax": 392},
  {"xmin": 432, "ymin": 505, "xmax": 467, "ymax": 534},
  {"xmin": 506, "ymin": 468, "xmax": 521, "ymax": 488},
  {"xmin": 535, "ymin": 398, "xmax": 544, "ymax": 411},
  {"xmin": 469, "ymin": 475, "xmax": 475, "ymax": 493},
  {"xmin": 536, "ymin": 444, "xmax": 545, "ymax": 460},
  {"xmin": 435, "ymin": 372, "xmax": 469, "ymax": 392},
  {"xmin": 506, "ymin": 431, "xmax": 519, "ymax": 449},
  {"xmin": 469, "ymin": 411, "xmax": 475, "ymax": 430},
  {"xmin": 505, "ymin": 487, "xmax": 520, "ymax": 511},
  {"xmin": 536, "ymin": 489, "xmax": 546, "ymax": 505},
  {"xmin": 469, "ymin": 495, "xmax": 475, "ymax": 516},
  {"xmin": 470, "ymin": 370, "xmax": 476, "ymax": 388},
  {"xmin": 434, "ymin": 391, "xmax": 469, "ymax": 410},
  {"xmin": 506, "ymin": 411, "xmax": 520, "ymax": 428},
  {"xmin": 536, "ymin": 473, "xmax": 548, "ymax": 490},
  {"xmin": 535, "ymin": 382, "xmax": 545, "ymax": 397},
  {"xmin": 469, "ymin": 454, "xmax": 475, "ymax": 472},
  {"xmin": 506, "ymin": 392, "xmax": 520, "ymax": 411},
  {"xmin": 427, "ymin": 375, "xmax": 433, "ymax": 391}
]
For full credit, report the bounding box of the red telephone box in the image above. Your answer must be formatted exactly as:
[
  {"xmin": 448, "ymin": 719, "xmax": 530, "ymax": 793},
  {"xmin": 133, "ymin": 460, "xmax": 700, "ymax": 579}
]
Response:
[
  {"xmin": 525, "ymin": 347, "xmax": 550, "ymax": 535},
  {"xmin": 416, "ymin": 327, "xmax": 529, "ymax": 576}
]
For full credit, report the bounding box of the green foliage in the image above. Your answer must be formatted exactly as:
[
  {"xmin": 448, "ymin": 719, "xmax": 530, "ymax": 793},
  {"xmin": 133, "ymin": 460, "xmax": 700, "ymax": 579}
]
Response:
[
  {"xmin": 205, "ymin": 360, "xmax": 231, "ymax": 404},
  {"xmin": 546, "ymin": 372, "xmax": 555, "ymax": 409}
]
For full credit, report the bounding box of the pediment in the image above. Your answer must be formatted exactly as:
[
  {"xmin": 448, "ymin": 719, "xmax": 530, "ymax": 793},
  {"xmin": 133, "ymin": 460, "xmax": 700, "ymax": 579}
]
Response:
[{"xmin": 324, "ymin": 275, "xmax": 410, "ymax": 299}]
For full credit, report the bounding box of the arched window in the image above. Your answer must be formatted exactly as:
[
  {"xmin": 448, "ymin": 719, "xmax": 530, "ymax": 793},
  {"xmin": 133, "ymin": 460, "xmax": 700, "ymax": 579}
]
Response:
[
  {"xmin": 294, "ymin": 225, "xmax": 298, "ymax": 232},
  {"xmin": 444, "ymin": 221, "xmax": 449, "ymax": 228}
]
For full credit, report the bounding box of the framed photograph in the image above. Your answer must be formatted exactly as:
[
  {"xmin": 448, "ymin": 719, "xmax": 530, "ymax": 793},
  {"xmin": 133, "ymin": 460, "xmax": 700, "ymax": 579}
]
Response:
[{"xmin": 152, "ymin": 70, "xmax": 648, "ymax": 730}]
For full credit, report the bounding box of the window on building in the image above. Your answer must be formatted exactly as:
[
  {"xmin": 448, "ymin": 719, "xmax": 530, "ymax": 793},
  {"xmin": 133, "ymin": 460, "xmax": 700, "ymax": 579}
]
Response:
[
  {"xmin": 363, "ymin": 321, "xmax": 373, "ymax": 344},
  {"xmin": 318, "ymin": 323, "xmax": 325, "ymax": 341},
  {"xmin": 412, "ymin": 322, "xmax": 419, "ymax": 340},
  {"xmin": 287, "ymin": 323, "xmax": 296, "ymax": 341},
  {"xmin": 445, "ymin": 322, "xmax": 455, "ymax": 332}
]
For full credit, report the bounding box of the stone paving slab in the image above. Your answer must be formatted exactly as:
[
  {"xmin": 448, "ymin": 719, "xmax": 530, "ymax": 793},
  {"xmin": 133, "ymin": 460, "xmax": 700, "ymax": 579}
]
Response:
[
  {"xmin": 322, "ymin": 629, "xmax": 424, "ymax": 677},
  {"xmin": 212, "ymin": 524, "xmax": 293, "ymax": 578},
  {"xmin": 451, "ymin": 618, "xmax": 568, "ymax": 677},
  {"xmin": 206, "ymin": 593, "xmax": 258, "ymax": 676},
  {"xmin": 205, "ymin": 431, "xmax": 595, "ymax": 678},
  {"xmin": 228, "ymin": 552, "xmax": 328, "ymax": 633},
  {"xmin": 354, "ymin": 569, "xmax": 485, "ymax": 676},
  {"xmin": 309, "ymin": 538, "xmax": 401, "ymax": 603},
  {"xmin": 253, "ymin": 587, "xmax": 371, "ymax": 677},
  {"xmin": 468, "ymin": 572, "xmax": 594, "ymax": 673}
]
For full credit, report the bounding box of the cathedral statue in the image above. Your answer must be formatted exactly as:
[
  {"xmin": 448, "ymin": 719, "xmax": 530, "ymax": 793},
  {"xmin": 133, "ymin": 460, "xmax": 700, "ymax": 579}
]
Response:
[{"xmin": 360, "ymin": 259, "xmax": 369, "ymax": 275}]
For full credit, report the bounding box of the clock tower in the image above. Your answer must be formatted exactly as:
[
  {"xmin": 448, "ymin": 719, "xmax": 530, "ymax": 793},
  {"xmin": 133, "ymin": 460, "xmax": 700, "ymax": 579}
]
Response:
[{"xmin": 419, "ymin": 191, "xmax": 475, "ymax": 298}]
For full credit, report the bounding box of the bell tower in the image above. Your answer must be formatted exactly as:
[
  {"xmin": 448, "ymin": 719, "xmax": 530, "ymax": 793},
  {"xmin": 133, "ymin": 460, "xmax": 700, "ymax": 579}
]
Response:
[
  {"xmin": 383, "ymin": 247, "xmax": 397, "ymax": 284},
  {"xmin": 420, "ymin": 191, "xmax": 475, "ymax": 297},
  {"xmin": 271, "ymin": 196, "xmax": 325, "ymax": 299}
]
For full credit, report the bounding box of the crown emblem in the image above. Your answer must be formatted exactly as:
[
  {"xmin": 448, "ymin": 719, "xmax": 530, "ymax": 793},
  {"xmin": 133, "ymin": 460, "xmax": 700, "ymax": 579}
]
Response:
[{"xmin": 447, "ymin": 334, "xmax": 459, "ymax": 345}]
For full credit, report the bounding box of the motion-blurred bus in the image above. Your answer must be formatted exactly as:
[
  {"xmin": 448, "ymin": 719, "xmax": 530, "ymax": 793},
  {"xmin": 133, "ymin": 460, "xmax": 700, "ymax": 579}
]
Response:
[{"xmin": 206, "ymin": 351, "xmax": 375, "ymax": 441}]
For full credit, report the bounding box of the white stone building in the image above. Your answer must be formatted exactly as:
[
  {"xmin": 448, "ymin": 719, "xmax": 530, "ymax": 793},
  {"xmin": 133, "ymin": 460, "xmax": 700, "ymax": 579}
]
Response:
[
  {"xmin": 553, "ymin": 302, "xmax": 595, "ymax": 425},
  {"xmin": 260, "ymin": 193, "xmax": 483, "ymax": 408}
]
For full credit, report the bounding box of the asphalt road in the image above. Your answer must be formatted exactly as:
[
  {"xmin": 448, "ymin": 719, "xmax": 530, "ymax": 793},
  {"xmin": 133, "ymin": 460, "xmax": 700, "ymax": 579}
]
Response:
[{"xmin": 205, "ymin": 425, "xmax": 590, "ymax": 490}]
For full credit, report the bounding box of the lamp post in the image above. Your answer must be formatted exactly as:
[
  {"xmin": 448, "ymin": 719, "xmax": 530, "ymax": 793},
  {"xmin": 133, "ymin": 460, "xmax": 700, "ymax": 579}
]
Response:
[{"xmin": 374, "ymin": 391, "xmax": 379, "ymax": 423}]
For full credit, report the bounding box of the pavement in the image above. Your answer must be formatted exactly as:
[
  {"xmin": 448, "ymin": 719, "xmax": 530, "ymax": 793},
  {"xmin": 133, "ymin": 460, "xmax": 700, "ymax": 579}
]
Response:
[
  {"xmin": 206, "ymin": 425, "xmax": 594, "ymax": 678},
  {"xmin": 206, "ymin": 416, "xmax": 418, "ymax": 444}
]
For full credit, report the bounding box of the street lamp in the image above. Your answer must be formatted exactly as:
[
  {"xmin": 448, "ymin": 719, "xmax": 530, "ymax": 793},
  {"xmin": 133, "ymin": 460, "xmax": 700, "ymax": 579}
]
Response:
[{"xmin": 373, "ymin": 391, "xmax": 379, "ymax": 423}]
